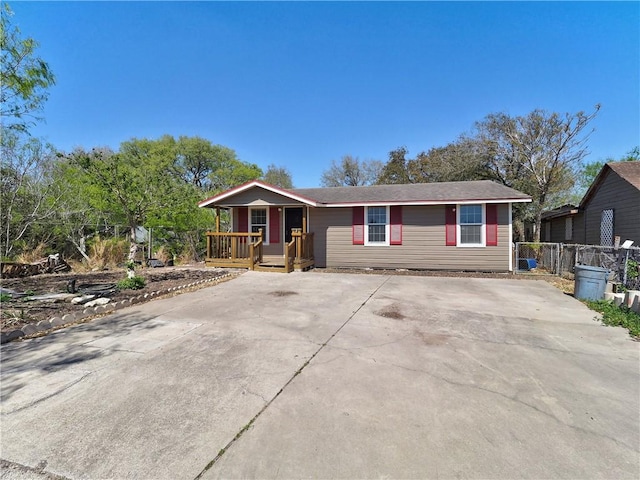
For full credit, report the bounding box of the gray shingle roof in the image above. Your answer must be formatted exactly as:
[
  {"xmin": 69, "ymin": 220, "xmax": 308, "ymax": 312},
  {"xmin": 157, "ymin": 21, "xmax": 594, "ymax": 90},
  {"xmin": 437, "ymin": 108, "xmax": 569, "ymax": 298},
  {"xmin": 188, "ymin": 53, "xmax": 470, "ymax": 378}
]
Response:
[
  {"xmin": 293, "ymin": 180, "xmax": 531, "ymax": 205},
  {"xmin": 608, "ymin": 161, "xmax": 640, "ymax": 190}
]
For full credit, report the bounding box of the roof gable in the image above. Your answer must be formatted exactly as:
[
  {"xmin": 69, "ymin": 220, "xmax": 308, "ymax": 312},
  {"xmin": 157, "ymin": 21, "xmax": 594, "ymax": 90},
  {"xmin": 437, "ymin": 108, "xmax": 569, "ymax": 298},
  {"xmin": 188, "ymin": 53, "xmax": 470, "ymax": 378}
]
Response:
[
  {"xmin": 580, "ymin": 161, "xmax": 640, "ymax": 208},
  {"xmin": 608, "ymin": 161, "xmax": 640, "ymax": 190},
  {"xmin": 198, "ymin": 180, "xmax": 318, "ymax": 208}
]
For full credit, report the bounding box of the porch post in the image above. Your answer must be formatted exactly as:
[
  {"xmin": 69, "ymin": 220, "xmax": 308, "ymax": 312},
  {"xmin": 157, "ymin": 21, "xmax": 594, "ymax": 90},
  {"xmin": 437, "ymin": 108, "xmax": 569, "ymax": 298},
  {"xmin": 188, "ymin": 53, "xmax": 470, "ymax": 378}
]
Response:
[
  {"xmin": 206, "ymin": 233, "xmax": 211, "ymax": 259},
  {"xmin": 215, "ymin": 207, "xmax": 220, "ymax": 233},
  {"xmin": 302, "ymin": 207, "xmax": 307, "ymax": 233}
]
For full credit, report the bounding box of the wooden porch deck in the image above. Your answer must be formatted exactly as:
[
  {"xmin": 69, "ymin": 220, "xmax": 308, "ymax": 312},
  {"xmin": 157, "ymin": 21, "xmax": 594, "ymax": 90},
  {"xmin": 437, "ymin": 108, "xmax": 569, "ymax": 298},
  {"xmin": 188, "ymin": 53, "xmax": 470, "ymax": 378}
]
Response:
[{"xmin": 204, "ymin": 230, "xmax": 314, "ymax": 273}]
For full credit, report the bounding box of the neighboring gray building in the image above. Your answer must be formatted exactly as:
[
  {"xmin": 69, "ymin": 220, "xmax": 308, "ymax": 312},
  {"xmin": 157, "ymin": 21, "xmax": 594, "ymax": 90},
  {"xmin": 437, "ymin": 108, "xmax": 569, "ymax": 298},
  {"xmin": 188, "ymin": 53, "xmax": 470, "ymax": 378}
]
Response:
[
  {"xmin": 199, "ymin": 179, "xmax": 531, "ymax": 272},
  {"xmin": 541, "ymin": 161, "xmax": 640, "ymax": 246},
  {"xmin": 540, "ymin": 204, "xmax": 582, "ymax": 244},
  {"xmin": 582, "ymin": 161, "xmax": 640, "ymax": 246}
]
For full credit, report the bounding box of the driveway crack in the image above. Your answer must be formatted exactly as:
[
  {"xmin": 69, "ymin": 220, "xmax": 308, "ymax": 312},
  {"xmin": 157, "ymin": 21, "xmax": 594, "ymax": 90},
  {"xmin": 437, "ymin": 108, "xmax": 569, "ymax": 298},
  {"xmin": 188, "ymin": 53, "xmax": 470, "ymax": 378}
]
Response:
[{"xmin": 193, "ymin": 275, "xmax": 391, "ymax": 479}]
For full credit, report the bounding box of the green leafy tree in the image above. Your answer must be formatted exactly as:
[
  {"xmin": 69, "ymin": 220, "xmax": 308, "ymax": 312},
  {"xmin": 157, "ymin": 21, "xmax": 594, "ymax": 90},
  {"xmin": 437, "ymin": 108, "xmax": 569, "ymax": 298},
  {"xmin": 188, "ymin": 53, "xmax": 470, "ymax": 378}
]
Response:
[
  {"xmin": 175, "ymin": 136, "xmax": 240, "ymax": 190},
  {"xmin": 59, "ymin": 135, "xmax": 261, "ymax": 262},
  {"xmin": 376, "ymin": 147, "xmax": 411, "ymax": 185},
  {"xmin": 321, "ymin": 155, "xmax": 382, "ymax": 187},
  {"xmin": 0, "ymin": 2, "xmax": 56, "ymax": 133},
  {"xmin": 264, "ymin": 164, "xmax": 294, "ymax": 189},
  {"xmin": 209, "ymin": 158, "xmax": 262, "ymax": 193},
  {"xmin": 64, "ymin": 138, "xmax": 180, "ymax": 260},
  {"xmin": 405, "ymin": 139, "xmax": 488, "ymax": 183}
]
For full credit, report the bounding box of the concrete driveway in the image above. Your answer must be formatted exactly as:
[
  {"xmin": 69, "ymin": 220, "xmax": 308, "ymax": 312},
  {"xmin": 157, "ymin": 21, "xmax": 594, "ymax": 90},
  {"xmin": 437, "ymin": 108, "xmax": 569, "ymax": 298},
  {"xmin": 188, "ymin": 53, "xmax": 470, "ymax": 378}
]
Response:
[{"xmin": 1, "ymin": 271, "xmax": 638, "ymax": 479}]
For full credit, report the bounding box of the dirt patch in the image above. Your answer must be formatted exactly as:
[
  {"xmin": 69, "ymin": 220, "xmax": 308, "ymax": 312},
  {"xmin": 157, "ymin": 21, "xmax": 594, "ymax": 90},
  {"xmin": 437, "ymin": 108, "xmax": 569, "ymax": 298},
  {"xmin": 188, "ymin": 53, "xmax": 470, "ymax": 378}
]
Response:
[
  {"xmin": 0, "ymin": 264, "xmax": 241, "ymax": 332},
  {"xmin": 270, "ymin": 291, "xmax": 298, "ymax": 297}
]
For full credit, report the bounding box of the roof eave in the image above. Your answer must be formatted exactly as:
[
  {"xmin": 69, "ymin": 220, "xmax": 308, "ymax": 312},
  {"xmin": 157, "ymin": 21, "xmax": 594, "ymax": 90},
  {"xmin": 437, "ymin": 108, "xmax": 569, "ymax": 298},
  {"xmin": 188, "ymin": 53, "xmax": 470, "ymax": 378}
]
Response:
[
  {"xmin": 579, "ymin": 164, "xmax": 611, "ymax": 209},
  {"xmin": 323, "ymin": 198, "xmax": 532, "ymax": 207}
]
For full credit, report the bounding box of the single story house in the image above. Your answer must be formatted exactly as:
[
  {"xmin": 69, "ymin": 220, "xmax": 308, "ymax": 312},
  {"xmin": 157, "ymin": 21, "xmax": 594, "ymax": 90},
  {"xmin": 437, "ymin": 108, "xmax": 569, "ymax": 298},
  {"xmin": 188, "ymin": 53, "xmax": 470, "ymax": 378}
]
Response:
[
  {"xmin": 540, "ymin": 204, "xmax": 582, "ymax": 244},
  {"xmin": 541, "ymin": 161, "xmax": 640, "ymax": 246},
  {"xmin": 198, "ymin": 180, "xmax": 532, "ymax": 272}
]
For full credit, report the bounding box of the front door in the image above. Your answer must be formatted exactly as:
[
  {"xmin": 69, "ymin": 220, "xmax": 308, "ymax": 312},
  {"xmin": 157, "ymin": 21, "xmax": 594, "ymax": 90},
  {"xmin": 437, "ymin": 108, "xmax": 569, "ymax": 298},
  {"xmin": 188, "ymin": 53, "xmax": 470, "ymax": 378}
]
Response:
[{"xmin": 285, "ymin": 207, "xmax": 303, "ymax": 243}]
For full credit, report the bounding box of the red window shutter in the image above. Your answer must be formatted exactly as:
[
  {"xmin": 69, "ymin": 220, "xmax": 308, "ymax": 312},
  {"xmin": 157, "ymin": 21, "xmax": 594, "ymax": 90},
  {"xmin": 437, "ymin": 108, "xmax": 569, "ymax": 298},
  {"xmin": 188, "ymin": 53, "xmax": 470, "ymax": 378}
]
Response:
[
  {"xmin": 390, "ymin": 206, "xmax": 402, "ymax": 245},
  {"xmin": 486, "ymin": 204, "xmax": 498, "ymax": 246},
  {"xmin": 269, "ymin": 207, "xmax": 280, "ymax": 244},
  {"xmin": 352, "ymin": 206, "xmax": 364, "ymax": 245},
  {"xmin": 445, "ymin": 205, "xmax": 456, "ymax": 246},
  {"xmin": 237, "ymin": 207, "xmax": 248, "ymax": 232}
]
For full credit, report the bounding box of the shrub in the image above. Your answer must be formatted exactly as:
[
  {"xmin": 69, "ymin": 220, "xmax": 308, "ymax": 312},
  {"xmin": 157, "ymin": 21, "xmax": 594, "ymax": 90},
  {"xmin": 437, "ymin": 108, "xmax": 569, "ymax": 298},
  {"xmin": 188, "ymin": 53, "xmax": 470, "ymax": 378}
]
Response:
[
  {"xmin": 116, "ymin": 275, "xmax": 146, "ymax": 290},
  {"xmin": 586, "ymin": 300, "xmax": 640, "ymax": 338}
]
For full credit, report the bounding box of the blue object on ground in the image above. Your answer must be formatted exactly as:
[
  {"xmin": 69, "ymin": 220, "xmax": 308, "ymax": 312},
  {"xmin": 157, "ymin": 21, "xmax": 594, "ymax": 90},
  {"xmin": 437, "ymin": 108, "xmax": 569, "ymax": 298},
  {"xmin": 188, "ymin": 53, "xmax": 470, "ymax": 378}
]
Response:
[{"xmin": 518, "ymin": 258, "xmax": 537, "ymax": 270}]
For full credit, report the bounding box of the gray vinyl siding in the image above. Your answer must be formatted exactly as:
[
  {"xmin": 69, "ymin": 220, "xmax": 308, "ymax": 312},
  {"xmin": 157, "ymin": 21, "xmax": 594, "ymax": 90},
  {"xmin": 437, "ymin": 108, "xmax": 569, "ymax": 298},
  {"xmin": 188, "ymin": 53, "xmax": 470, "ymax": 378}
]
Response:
[
  {"xmin": 582, "ymin": 171, "xmax": 640, "ymax": 245},
  {"xmin": 309, "ymin": 204, "xmax": 511, "ymax": 271},
  {"xmin": 218, "ymin": 189, "xmax": 306, "ymax": 207},
  {"xmin": 544, "ymin": 214, "xmax": 584, "ymax": 244},
  {"xmin": 572, "ymin": 214, "xmax": 585, "ymax": 244}
]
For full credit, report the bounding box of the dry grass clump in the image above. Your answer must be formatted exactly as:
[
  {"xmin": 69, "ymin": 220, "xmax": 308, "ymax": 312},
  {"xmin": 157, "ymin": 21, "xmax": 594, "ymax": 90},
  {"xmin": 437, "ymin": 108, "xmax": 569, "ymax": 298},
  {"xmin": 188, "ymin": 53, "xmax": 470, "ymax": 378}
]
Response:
[
  {"xmin": 153, "ymin": 245, "xmax": 172, "ymax": 264},
  {"xmin": 543, "ymin": 275, "xmax": 575, "ymax": 295},
  {"xmin": 15, "ymin": 242, "xmax": 48, "ymax": 263},
  {"xmin": 88, "ymin": 236, "xmax": 128, "ymax": 269}
]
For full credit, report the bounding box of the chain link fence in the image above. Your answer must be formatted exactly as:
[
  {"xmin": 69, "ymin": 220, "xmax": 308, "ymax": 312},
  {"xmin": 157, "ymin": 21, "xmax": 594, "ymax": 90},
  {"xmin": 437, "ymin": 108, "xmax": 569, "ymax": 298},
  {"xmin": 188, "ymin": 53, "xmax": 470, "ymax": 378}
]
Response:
[{"xmin": 515, "ymin": 242, "xmax": 640, "ymax": 289}]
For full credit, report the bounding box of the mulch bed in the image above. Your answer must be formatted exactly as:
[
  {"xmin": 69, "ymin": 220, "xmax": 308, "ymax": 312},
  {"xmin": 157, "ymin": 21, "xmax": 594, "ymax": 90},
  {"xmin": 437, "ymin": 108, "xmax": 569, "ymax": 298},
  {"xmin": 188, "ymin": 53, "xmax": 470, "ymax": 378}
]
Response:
[{"xmin": 0, "ymin": 265, "xmax": 237, "ymax": 333}]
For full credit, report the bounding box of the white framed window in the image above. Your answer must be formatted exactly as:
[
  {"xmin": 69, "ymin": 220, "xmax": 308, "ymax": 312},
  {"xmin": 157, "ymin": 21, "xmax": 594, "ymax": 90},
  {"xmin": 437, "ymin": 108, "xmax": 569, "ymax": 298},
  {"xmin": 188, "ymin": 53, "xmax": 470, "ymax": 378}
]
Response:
[
  {"xmin": 250, "ymin": 207, "xmax": 269, "ymax": 245},
  {"xmin": 457, "ymin": 204, "xmax": 485, "ymax": 247},
  {"xmin": 365, "ymin": 206, "xmax": 389, "ymax": 246}
]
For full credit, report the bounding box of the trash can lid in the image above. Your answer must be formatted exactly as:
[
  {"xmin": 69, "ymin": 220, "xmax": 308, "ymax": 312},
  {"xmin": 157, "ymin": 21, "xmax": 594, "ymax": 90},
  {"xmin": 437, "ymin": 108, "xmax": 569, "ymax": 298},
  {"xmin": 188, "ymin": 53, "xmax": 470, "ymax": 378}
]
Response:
[{"xmin": 575, "ymin": 264, "xmax": 608, "ymax": 273}]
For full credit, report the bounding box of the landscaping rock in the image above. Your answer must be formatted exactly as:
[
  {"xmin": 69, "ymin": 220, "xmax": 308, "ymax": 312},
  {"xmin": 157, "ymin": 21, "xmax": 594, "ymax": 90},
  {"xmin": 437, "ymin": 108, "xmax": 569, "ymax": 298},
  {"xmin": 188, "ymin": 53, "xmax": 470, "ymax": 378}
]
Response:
[
  {"xmin": 21, "ymin": 324, "xmax": 38, "ymax": 335},
  {"xmin": 632, "ymin": 296, "xmax": 640, "ymax": 314},
  {"xmin": 50, "ymin": 317, "xmax": 65, "ymax": 327},
  {"xmin": 612, "ymin": 293, "xmax": 626, "ymax": 307},
  {"xmin": 623, "ymin": 290, "xmax": 640, "ymax": 308},
  {"xmin": 71, "ymin": 294, "xmax": 97, "ymax": 305},
  {"xmin": 7, "ymin": 330, "xmax": 25, "ymax": 341},
  {"xmin": 85, "ymin": 297, "xmax": 111, "ymax": 308}
]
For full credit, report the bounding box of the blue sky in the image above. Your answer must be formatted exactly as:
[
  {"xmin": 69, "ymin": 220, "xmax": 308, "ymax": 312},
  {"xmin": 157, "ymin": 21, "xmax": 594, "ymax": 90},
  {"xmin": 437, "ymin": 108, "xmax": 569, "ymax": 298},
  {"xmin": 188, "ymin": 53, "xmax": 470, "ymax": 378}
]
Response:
[{"xmin": 11, "ymin": 1, "xmax": 640, "ymax": 188}]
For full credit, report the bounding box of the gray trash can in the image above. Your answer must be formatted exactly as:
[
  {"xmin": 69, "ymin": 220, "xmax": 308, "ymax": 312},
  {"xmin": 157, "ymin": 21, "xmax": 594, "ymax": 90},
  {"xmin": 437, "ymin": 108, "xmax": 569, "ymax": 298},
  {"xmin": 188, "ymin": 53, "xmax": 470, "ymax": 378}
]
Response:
[{"xmin": 574, "ymin": 265, "xmax": 609, "ymax": 301}]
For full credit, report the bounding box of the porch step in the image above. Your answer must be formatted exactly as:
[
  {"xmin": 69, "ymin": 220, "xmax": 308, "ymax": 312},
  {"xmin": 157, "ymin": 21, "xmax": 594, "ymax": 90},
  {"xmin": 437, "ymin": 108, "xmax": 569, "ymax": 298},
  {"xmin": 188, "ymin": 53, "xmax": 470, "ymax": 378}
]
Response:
[{"xmin": 255, "ymin": 263, "xmax": 290, "ymax": 273}]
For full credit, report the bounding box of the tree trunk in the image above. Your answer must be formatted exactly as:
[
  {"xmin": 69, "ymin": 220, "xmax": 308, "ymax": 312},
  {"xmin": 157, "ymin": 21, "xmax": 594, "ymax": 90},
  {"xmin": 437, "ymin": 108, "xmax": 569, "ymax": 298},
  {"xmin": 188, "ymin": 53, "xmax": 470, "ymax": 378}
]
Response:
[
  {"xmin": 513, "ymin": 219, "xmax": 526, "ymax": 242},
  {"xmin": 128, "ymin": 225, "xmax": 138, "ymax": 261},
  {"xmin": 533, "ymin": 212, "xmax": 543, "ymax": 243},
  {"xmin": 71, "ymin": 238, "xmax": 90, "ymax": 262}
]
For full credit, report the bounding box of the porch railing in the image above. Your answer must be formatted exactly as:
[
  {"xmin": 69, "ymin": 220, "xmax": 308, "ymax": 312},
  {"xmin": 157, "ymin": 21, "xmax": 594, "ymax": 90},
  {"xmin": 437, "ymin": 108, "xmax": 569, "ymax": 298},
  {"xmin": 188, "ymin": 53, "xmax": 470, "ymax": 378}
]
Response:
[
  {"xmin": 285, "ymin": 239, "xmax": 296, "ymax": 273},
  {"xmin": 205, "ymin": 231, "xmax": 263, "ymax": 269},
  {"xmin": 205, "ymin": 230, "xmax": 314, "ymax": 271},
  {"xmin": 292, "ymin": 230, "xmax": 314, "ymax": 269}
]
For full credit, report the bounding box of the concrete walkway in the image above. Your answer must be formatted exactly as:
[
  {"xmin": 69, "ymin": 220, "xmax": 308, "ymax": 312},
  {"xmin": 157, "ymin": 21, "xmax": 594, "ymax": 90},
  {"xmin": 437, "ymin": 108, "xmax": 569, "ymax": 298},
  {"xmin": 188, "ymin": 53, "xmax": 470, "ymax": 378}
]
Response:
[{"xmin": 1, "ymin": 272, "xmax": 638, "ymax": 479}]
